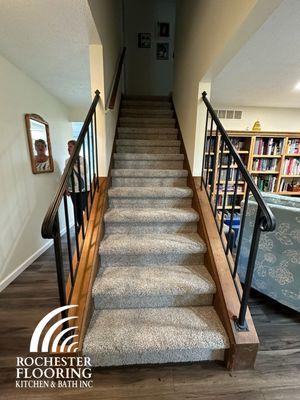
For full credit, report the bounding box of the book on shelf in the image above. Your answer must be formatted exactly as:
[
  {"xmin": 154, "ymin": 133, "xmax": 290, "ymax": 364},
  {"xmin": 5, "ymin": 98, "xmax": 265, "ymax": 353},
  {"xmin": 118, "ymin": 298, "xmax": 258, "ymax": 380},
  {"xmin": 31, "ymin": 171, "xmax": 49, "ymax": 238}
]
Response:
[
  {"xmin": 254, "ymin": 138, "xmax": 282, "ymax": 155},
  {"xmin": 279, "ymin": 178, "xmax": 300, "ymax": 193},
  {"xmin": 219, "ymin": 168, "xmax": 239, "ymax": 181},
  {"xmin": 287, "ymin": 139, "xmax": 300, "ymax": 155},
  {"xmin": 216, "ymin": 194, "xmax": 240, "ymax": 208},
  {"xmin": 253, "ymin": 175, "xmax": 277, "ymax": 192},
  {"xmin": 252, "ymin": 158, "xmax": 278, "ymax": 171},
  {"xmin": 283, "ymin": 158, "xmax": 300, "ymax": 175},
  {"xmin": 216, "ymin": 183, "xmax": 244, "ymax": 193}
]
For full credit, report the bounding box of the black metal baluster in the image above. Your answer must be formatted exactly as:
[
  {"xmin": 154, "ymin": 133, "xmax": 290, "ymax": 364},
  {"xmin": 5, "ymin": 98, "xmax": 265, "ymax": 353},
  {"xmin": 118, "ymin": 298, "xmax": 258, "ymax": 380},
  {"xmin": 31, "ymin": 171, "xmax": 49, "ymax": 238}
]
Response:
[
  {"xmin": 63, "ymin": 194, "xmax": 74, "ymax": 286},
  {"xmin": 76, "ymin": 157, "xmax": 85, "ymax": 240},
  {"xmin": 219, "ymin": 153, "xmax": 232, "ymax": 234},
  {"xmin": 201, "ymin": 109, "xmax": 209, "ymax": 189},
  {"xmin": 214, "ymin": 137, "xmax": 224, "ymax": 217},
  {"xmin": 225, "ymin": 169, "xmax": 240, "ymax": 255},
  {"xmin": 233, "ymin": 185, "xmax": 250, "ymax": 278},
  {"xmin": 87, "ymin": 124, "xmax": 93, "ymax": 203},
  {"xmin": 93, "ymin": 111, "xmax": 99, "ymax": 188},
  {"xmin": 209, "ymin": 128, "xmax": 219, "ymax": 202},
  {"xmin": 70, "ymin": 170, "xmax": 80, "ymax": 262},
  {"xmin": 205, "ymin": 116, "xmax": 214, "ymax": 189},
  {"xmin": 53, "ymin": 214, "xmax": 68, "ymax": 330},
  {"xmin": 90, "ymin": 119, "xmax": 96, "ymax": 189},
  {"xmin": 82, "ymin": 138, "xmax": 89, "ymax": 220},
  {"xmin": 236, "ymin": 209, "xmax": 262, "ymax": 330}
]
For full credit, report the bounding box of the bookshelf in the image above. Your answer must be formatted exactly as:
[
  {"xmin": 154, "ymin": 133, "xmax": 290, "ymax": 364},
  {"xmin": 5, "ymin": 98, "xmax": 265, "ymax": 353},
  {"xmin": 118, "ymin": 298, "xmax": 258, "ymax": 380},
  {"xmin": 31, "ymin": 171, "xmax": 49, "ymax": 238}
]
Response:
[{"xmin": 204, "ymin": 131, "xmax": 300, "ymax": 213}]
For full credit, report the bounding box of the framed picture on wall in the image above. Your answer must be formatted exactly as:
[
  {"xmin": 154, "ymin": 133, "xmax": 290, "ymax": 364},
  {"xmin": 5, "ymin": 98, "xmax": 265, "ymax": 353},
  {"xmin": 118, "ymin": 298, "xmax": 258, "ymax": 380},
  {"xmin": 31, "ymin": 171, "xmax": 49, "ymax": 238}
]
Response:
[
  {"xmin": 157, "ymin": 22, "xmax": 170, "ymax": 38},
  {"xmin": 156, "ymin": 43, "xmax": 169, "ymax": 60},
  {"xmin": 138, "ymin": 33, "xmax": 151, "ymax": 48}
]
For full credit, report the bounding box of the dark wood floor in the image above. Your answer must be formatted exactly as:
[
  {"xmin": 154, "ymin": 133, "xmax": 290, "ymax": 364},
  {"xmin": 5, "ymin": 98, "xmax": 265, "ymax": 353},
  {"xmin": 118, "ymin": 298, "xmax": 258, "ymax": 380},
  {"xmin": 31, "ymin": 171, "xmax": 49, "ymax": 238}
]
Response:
[{"xmin": 1, "ymin": 243, "xmax": 300, "ymax": 400}]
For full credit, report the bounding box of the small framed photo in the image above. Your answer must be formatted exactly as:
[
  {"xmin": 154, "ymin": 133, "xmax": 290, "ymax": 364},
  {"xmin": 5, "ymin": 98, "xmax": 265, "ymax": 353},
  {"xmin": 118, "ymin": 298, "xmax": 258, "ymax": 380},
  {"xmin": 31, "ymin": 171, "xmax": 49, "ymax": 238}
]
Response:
[
  {"xmin": 156, "ymin": 43, "xmax": 169, "ymax": 60},
  {"xmin": 138, "ymin": 33, "xmax": 151, "ymax": 48},
  {"xmin": 157, "ymin": 22, "xmax": 170, "ymax": 38}
]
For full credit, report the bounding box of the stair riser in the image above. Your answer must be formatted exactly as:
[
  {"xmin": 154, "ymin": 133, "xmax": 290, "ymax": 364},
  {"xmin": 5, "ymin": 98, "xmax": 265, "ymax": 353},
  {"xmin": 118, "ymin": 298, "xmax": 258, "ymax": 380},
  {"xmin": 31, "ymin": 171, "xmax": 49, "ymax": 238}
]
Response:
[
  {"xmin": 112, "ymin": 177, "xmax": 187, "ymax": 187},
  {"xmin": 119, "ymin": 121, "xmax": 176, "ymax": 127},
  {"xmin": 101, "ymin": 253, "xmax": 204, "ymax": 268},
  {"xmin": 121, "ymin": 110, "xmax": 174, "ymax": 117},
  {"xmin": 94, "ymin": 293, "xmax": 214, "ymax": 310},
  {"xmin": 118, "ymin": 127, "xmax": 178, "ymax": 134},
  {"xmin": 114, "ymin": 160, "xmax": 184, "ymax": 169},
  {"xmin": 122, "ymin": 101, "xmax": 172, "ymax": 108},
  {"xmin": 117, "ymin": 146, "xmax": 180, "ymax": 154},
  {"xmin": 105, "ymin": 222, "xmax": 197, "ymax": 234},
  {"xmin": 118, "ymin": 133, "xmax": 178, "ymax": 140},
  {"xmin": 113, "ymin": 154, "xmax": 184, "ymax": 161},
  {"xmin": 108, "ymin": 198, "xmax": 192, "ymax": 208},
  {"xmin": 87, "ymin": 348, "xmax": 225, "ymax": 367},
  {"xmin": 117, "ymin": 140, "xmax": 180, "ymax": 146}
]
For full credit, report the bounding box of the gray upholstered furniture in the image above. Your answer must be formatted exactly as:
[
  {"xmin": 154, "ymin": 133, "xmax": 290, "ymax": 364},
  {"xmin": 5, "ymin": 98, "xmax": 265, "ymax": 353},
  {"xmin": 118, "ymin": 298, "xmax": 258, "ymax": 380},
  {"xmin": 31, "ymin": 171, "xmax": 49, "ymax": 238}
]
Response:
[{"xmin": 238, "ymin": 193, "xmax": 300, "ymax": 312}]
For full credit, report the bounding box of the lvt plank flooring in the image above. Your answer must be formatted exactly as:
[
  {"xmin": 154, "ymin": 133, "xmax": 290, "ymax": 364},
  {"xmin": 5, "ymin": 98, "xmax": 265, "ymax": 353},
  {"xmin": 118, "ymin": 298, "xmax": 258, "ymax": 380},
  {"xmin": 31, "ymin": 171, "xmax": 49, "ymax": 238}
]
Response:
[{"xmin": 0, "ymin": 243, "xmax": 299, "ymax": 399}]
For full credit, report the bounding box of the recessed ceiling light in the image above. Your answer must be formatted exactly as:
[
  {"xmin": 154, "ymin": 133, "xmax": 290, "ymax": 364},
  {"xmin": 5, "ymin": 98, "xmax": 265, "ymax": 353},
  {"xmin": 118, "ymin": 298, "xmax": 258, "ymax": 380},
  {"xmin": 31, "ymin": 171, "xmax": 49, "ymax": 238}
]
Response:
[{"xmin": 294, "ymin": 81, "xmax": 300, "ymax": 91}]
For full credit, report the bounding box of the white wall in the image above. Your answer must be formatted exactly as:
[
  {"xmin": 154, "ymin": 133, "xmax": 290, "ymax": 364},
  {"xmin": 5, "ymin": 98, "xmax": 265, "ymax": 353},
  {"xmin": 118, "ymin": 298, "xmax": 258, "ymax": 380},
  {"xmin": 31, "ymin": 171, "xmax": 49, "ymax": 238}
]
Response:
[
  {"xmin": 88, "ymin": 0, "xmax": 123, "ymax": 176},
  {"xmin": 0, "ymin": 54, "xmax": 72, "ymax": 290},
  {"xmin": 213, "ymin": 104, "xmax": 300, "ymax": 133},
  {"xmin": 123, "ymin": 0, "xmax": 176, "ymax": 96},
  {"xmin": 173, "ymin": 0, "xmax": 280, "ymax": 176}
]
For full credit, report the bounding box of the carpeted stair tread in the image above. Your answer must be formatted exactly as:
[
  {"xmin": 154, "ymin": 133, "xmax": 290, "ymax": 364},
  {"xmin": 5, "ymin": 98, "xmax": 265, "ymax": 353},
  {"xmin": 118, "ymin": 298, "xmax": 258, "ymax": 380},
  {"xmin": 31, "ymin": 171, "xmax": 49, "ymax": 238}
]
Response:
[
  {"xmin": 121, "ymin": 102, "xmax": 172, "ymax": 109},
  {"xmin": 108, "ymin": 186, "xmax": 192, "ymax": 198},
  {"xmin": 111, "ymin": 169, "xmax": 188, "ymax": 177},
  {"xmin": 93, "ymin": 265, "xmax": 216, "ymax": 309},
  {"xmin": 83, "ymin": 306, "xmax": 229, "ymax": 367},
  {"xmin": 119, "ymin": 117, "xmax": 176, "ymax": 127},
  {"xmin": 104, "ymin": 207, "xmax": 199, "ymax": 224},
  {"xmin": 121, "ymin": 108, "xmax": 174, "ymax": 117},
  {"xmin": 123, "ymin": 95, "xmax": 170, "ymax": 100},
  {"xmin": 116, "ymin": 139, "xmax": 180, "ymax": 147},
  {"xmin": 113, "ymin": 153, "xmax": 184, "ymax": 161},
  {"xmin": 118, "ymin": 127, "xmax": 178, "ymax": 134},
  {"xmin": 100, "ymin": 233, "xmax": 206, "ymax": 256},
  {"xmin": 118, "ymin": 133, "xmax": 178, "ymax": 140},
  {"xmin": 117, "ymin": 146, "xmax": 180, "ymax": 154}
]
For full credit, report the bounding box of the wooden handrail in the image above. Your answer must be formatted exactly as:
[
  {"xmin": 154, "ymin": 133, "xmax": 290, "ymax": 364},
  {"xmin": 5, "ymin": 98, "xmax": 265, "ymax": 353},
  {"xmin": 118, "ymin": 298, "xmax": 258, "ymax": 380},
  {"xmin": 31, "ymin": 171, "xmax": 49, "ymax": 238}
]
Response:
[
  {"xmin": 107, "ymin": 47, "xmax": 126, "ymax": 110},
  {"xmin": 41, "ymin": 90, "xmax": 100, "ymax": 239}
]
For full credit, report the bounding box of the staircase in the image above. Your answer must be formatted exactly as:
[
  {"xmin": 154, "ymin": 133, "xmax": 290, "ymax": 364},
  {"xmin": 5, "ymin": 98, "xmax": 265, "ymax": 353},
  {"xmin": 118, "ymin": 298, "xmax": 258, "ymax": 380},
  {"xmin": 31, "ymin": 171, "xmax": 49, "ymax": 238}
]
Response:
[{"xmin": 83, "ymin": 96, "xmax": 229, "ymax": 367}]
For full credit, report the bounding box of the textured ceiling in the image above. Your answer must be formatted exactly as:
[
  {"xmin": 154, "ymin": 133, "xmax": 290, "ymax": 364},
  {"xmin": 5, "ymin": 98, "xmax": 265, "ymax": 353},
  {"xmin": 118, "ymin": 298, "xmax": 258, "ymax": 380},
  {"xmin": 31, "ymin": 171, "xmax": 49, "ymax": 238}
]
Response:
[
  {"xmin": 0, "ymin": 0, "xmax": 98, "ymax": 109},
  {"xmin": 212, "ymin": 0, "xmax": 300, "ymax": 108}
]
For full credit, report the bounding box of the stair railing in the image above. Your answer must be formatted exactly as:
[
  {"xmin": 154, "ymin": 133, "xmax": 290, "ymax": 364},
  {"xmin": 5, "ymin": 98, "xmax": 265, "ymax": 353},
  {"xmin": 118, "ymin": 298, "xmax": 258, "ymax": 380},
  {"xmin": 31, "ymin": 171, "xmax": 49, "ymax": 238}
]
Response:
[
  {"xmin": 201, "ymin": 91, "xmax": 276, "ymax": 330},
  {"xmin": 41, "ymin": 90, "xmax": 100, "ymax": 318}
]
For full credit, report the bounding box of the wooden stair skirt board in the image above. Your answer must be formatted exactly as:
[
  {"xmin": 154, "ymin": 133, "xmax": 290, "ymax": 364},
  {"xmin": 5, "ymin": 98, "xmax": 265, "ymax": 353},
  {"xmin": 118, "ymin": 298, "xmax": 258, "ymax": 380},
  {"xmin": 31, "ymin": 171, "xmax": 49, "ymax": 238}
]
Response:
[{"xmin": 69, "ymin": 95, "xmax": 258, "ymax": 371}]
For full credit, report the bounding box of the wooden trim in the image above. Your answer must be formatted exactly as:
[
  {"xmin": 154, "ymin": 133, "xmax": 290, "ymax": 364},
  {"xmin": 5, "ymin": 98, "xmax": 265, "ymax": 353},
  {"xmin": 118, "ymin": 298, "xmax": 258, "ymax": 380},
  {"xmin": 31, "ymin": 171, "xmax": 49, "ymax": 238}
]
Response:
[
  {"xmin": 197, "ymin": 187, "xmax": 259, "ymax": 370},
  {"xmin": 172, "ymin": 99, "xmax": 259, "ymax": 370},
  {"xmin": 64, "ymin": 99, "xmax": 121, "ymax": 353},
  {"xmin": 107, "ymin": 47, "xmax": 126, "ymax": 110},
  {"xmin": 224, "ymin": 130, "xmax": 300, "ymax": 137},
  {"xmin": 66, "ymin": 178, "xmax": 109, "ymax": 353}
]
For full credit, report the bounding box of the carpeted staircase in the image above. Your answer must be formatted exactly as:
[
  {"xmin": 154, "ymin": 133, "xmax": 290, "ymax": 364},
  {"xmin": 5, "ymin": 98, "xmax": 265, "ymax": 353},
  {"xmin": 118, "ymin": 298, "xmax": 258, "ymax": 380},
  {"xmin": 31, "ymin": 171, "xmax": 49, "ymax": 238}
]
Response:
[{"xmin": 84, "ymin": 96, "xmax": 229, "ymax": 367}]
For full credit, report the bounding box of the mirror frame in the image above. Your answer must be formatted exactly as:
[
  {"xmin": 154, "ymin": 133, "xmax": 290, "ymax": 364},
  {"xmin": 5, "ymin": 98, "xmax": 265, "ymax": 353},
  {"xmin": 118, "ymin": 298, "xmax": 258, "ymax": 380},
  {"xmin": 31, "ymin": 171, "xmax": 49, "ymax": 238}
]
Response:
[{"xmin": 25, "ymin": 113, "xmax": 54, "ymax": 174}]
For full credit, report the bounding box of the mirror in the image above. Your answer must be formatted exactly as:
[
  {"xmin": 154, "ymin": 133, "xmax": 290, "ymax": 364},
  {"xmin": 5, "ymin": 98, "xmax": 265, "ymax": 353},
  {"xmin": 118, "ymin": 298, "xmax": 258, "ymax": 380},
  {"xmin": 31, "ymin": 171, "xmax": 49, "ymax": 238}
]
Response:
[{"xmin": 25, "ymin": 114, "xmax": 54, "ymax": 174}]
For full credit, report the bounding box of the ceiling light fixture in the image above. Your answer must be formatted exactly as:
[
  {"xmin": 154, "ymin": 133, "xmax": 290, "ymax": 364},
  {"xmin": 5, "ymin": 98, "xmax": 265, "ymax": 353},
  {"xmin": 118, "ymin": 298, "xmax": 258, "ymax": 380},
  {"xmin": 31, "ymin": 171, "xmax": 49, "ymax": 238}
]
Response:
[{"xmin": 294, "ymin": 81, "xmax": 300, "ymax": 91}]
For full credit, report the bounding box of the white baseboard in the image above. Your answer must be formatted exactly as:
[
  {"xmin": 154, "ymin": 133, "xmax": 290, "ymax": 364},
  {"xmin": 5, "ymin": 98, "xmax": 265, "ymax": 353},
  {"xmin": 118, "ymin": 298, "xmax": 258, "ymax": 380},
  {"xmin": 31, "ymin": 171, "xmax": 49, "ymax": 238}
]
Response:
[{"xmin": 0, "ymin": 226, "xmax": 68, "ymax": 292}]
